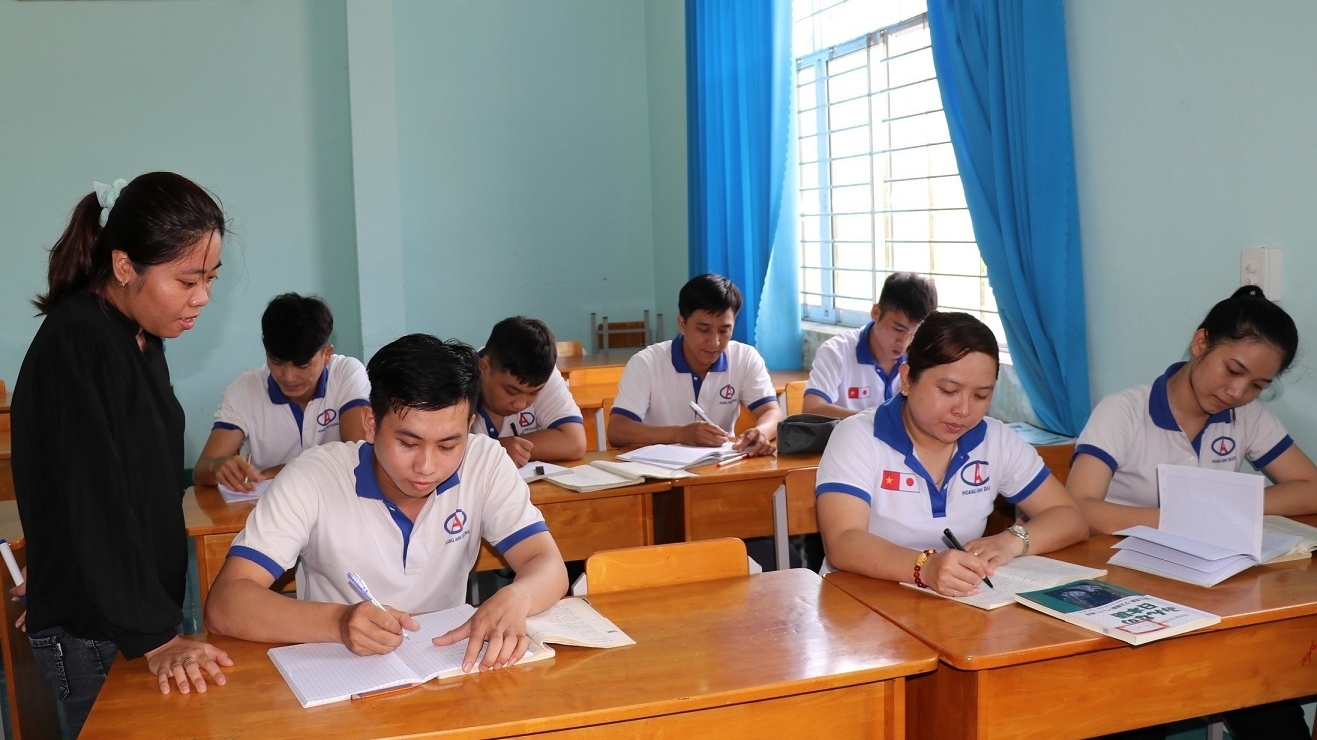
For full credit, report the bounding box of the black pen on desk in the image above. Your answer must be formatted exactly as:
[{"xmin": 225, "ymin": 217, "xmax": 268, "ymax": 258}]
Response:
[{"xmin": 942, "ymin": 528, "xmax": 993, "ymax": 589}]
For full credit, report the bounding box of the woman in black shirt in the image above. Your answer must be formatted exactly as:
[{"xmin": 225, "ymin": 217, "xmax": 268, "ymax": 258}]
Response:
[{"xmin": 12, "ymin": 172, "xmax": 233, "ymax": 736}]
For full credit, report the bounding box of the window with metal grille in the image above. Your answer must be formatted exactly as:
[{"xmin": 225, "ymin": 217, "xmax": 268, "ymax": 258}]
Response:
[{"xmin": 794, "ymin": 1, "xmax": 1003, "ymax": 343}]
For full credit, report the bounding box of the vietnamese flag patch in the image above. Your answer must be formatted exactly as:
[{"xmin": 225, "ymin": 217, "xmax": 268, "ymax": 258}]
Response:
[{"xmin": 880, "ymin": 470, "xmax": 919, "ymax": 493}]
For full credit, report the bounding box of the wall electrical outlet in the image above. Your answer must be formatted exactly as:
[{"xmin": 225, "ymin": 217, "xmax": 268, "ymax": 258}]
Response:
[{"xmin": 1240, "ymin": 247, "xmax": 1282, "ymax": 300}]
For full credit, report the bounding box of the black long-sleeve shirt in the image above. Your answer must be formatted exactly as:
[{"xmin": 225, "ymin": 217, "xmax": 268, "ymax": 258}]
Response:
[{"xmin": 12, "ymin": 291, "xmax": 187, "ymax": 658}]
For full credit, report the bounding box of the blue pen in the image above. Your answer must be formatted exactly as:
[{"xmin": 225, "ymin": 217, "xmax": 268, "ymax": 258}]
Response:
[{"xmin": 347, "ymin": 571, "xmax": 409, "ymax": 639}]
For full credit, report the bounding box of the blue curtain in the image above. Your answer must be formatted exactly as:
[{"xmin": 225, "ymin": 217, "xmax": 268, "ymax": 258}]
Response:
[
  {"xmin": 686, "ymin": 0, "xmax": 801, "ymax": 368},
  {"xmin": 927, "ymin": 0, "xmax": 1091, "ymax": 436}
]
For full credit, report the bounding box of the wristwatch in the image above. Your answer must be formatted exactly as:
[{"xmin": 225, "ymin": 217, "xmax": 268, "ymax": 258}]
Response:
[{"xmin": 1007, "ymin": 525, "xmax": 1030, "ymax": 556}]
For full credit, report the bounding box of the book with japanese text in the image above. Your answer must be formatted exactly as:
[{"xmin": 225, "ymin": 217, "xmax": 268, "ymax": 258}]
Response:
[{"xmin": 1014, "ymin": 579, "xmax": 1219, "ymax": 645}]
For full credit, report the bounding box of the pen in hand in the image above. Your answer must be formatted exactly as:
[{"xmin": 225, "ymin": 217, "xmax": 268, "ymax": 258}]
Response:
[
  {"xmin": 242, "ymin": 450, "xmax": 252, "ymax": 485},
  {"xmin": 688, "ymin": 401, "xmax": 718, "ymax": 427},
  {"xmin": 942, "ymin": 528, "xmax": 994, "ymax": 589},
  {"xmin": 347, "ymin": 571, "xmax": 410, "ymax": 639}
]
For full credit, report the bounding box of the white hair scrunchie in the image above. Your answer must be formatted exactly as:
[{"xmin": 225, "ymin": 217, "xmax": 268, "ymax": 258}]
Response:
[{"xmin": 94, "ymin": 178, "xmax": 128, "ymax": 228}]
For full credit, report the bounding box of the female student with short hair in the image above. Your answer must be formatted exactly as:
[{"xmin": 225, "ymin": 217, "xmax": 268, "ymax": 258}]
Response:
[
  {"xmin": 816, "ymin": 311, "xmax": 1088, "ymax": 596},
  {"xmin": 12, "ymin": 173, "xmax": 234, "ymax": 736},
  {"xmin": 1069, "ymin": 286, "xmax": 1316, "ymax": 739}
]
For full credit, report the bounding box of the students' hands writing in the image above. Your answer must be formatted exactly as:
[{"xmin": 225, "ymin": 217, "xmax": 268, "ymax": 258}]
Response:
[
  {"xmin": 677, "ymin": 421, "xmax": 730, "ymax": 448},
  {"xmin": 920, "ymin": 549, "xmax": 994, "ymax": 597},
  {"xmin": 964, "ymin": 531, "xmax": 1026, "ymax": 568},
  {"xmin": 498, "ymin": 436, "xmax": 535, "ymax": 468},
  {"xmin": 145, "ymin": 636, "xmax": 233, "ymax": 695},
  {"xmin": 338, "ymin": 601, "xmax": 418, "ymax": 656},
  {"xmin": 435, "ymin": 583, "xmax": 533, "ymax": 673},
  {"xmin": 211, "ymin": 455, "xmax": 265, "ymax": 492},
  {"xmin": 732, "ymin": 427, "xmax": 776, "ymax": 457}
]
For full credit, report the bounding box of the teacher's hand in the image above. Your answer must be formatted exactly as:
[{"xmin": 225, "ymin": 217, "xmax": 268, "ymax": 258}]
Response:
[{"xmin": 145, "ymin": 636, "xmax": 233, "ymax": 695}]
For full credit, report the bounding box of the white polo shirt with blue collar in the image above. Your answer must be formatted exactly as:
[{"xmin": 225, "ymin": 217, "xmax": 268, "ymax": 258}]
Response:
[
  {"xmin": 816, "ymin": 397, "xmax": 1048, "ymax": 573},
  {"xmin": 212, "ymin": 354, "xmax": 371, "ymax": 470},
  {"xmin": 228, "ymin": 436, "xmax": 548, "ymax": 613},
  {"xmin": 610, "ymin": 335, "xmax": 777, "ymax": 432},
  {"xmin": 1073, "ymin": 362, "xmax": 1293, "ymax": 508},
  {"xmin": 805, "ymin": 322, "xmax": 904, "ymax": 410},
  {"xmin": 474, "ymin": 366, "xmax": 584, "ymax": 438}
]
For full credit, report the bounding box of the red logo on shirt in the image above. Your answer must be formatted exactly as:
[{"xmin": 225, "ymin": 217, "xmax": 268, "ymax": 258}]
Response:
[
  {"xmin": 880, "ymin": 470, "xmax": 918, "ymax": 492},
  {"xmin": 317, "ymin": 409, "xmax": 337, "ymax": 427},
  {"xmin": 444, "ymin": 510, "xmax": 467, "ymax": 535},
  {"xmin": 1212, "ymin": 436, "xmax": 1236, "ymax": 456},
  {"xmin": 720, "ymin": 384, "xmax": 736, "ymax": 400},
  {"xmin": 519, "ymin": 412, "xmax": 535, "ymax": 427},
  {"xmin": 847, "ymin": 386, "xmax": 872, "ymax": 399},
  {"xmin": 959, "ymin": 461, "xmax": 991, "ymax": 487}
]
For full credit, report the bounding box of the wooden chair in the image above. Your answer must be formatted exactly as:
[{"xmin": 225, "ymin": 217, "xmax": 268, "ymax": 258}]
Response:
[
  {"xmin": 784, "ymin": 380, "xmax": 807, "ymax": 416},
  {"xmin": 0, "ymin": 540, "xmax": 61, "ymax": 740},
  {"xmin": 567, "ymin": 366, "xmax": 624, "ymax": 389},
  {"xmin": 568, "ymin": 367, "xmax": 625, "ymax": 450},
  {"xmin": 585, "ymin": 538, "xmax": 748, "ymax": 594},
  {"xmin": 590, "ymin": 311, "xmax": 661, "ymax": 351},
  {"xmin": 772, "ymin": 468, "xmax": 819, "ymax": 569},
  {"xmin": 555, "ymin": 340, "xmax": 584, "ymax": 360}
]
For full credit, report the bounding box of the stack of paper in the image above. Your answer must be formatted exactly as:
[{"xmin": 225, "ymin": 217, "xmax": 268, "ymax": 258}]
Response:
[
  {"xmin": 219, "ymin": 479, "xmax": 272, "ymax": 504},
  {"xmin": 617, "ymin": 443, "xmax": 743, "ymax": 470},
  {"xmin": 1109, "ymin": 466, "xmax": 1302, "ymax": 587}
]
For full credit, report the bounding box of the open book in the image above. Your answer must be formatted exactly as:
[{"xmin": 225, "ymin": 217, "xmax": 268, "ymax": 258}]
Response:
[
  {"xmin": 1109, "ymin": 466, "xmax": 1302, "ymax": 587},
  {"xmin": 517, "ymin": 461, "xmax": 572, "ymax": 482},
  {"xmin": 269, "ymin": 597, "xmax": 634, "ymax": 708},
  {"xmin": 546, "ymin": 459, "xmax": 695, "ymax": 493},
  {"xmin": 617, "ymin": 443, "xmax": 744, "ymax": 470},
  {"xmin": 900, "ymin": 555, "xmax": 1108, "ymax": 610},
  {"xmin": 1015, "ymin": 579, "xmax": 1220, "ymax": 645},
  {"xmin": 1261, "ymin": 515, "xmax": 1317, "ymax": 563},
  {"xmin": 218, "ymin": 479, "xmax": 272, "ymax": 504}
]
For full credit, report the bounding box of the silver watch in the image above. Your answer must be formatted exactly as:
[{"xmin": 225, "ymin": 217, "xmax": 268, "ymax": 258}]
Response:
[{"xmin": 1008, "ymin": 525, "xmax": 1030, "ymax": 556}]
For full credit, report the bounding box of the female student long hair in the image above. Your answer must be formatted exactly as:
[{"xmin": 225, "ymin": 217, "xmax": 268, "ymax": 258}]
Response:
[{"xmin": 34, "ymin": 171, "xmax": 226, "ymax": 314}]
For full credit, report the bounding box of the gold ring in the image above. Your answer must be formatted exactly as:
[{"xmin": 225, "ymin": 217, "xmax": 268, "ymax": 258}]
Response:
[{"xmin": 183, "ymin": 657, "xmax": 198, "ymax": 666}]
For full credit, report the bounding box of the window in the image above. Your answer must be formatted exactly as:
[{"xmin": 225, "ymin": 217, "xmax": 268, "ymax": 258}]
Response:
[{"xmin": 794, "ymin": 0, "xmax": 1003, "ymax": 342}]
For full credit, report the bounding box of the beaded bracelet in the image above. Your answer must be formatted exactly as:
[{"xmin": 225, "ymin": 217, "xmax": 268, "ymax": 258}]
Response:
[{"xmin": 913, "ymin": 548, "xmax": 937, "ymax": 589}]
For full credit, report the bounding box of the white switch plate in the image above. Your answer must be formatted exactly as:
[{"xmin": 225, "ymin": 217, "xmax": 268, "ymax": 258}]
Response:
[{"xmin": 1241, "ymin": 247, "xmax": 1282, "ymax": 300}]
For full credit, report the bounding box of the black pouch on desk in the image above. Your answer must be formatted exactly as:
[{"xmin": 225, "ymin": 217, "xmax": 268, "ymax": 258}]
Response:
[{"xmin": 777, "ymin": 414, "xmax": 840, "ymax": 454}]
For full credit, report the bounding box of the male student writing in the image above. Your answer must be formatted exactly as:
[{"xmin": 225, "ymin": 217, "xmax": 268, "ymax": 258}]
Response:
[
  {"xmin": 474, "ymin": 316, "xmax": 586, "ymax": 466},
  {"xmin": 204, "ymin": 334, "xmax": 568, "ymax": 672},
  {"xmin": 194, "ymin": 293, "xmax": 370, "ymax": 491},
  {"xmin": 803, "ymin": 272, "xmax": 937, "ymax": 419},
  {"xmin": 608, "ymin": 273, "xmax": 782, "ymax": 456}
]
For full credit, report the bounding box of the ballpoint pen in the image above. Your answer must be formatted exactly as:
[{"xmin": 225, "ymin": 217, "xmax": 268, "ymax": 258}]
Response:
[
  {"xmin": 348, "ymin": 571, "xmax": 410, "ymax": 638},
  {"xmin": 688, "ymin": 400, "xmax": 716, "ymax": 426},
  {"xmin": 943, "ymin": 528, "xmax": 994, "ymax": 589}
]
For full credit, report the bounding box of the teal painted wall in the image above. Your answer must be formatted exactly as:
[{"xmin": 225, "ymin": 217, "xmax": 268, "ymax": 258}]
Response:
[
  {"xmin": 1066, "ymin": 0, "xmax": 1317, "ymax": 449},
  {"xmin": 392, "ymin": 0, "xmax": 664, "ymax": 349},
  {"xmin": 0, "ymin": 0, "xmax": 358, "ymax": 459}
]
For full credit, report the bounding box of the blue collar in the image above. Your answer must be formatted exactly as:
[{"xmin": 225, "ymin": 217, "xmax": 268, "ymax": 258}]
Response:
[
  {"xmin": 670, "ymin": 334, "xmax": 729, "ymax": 375},
  {"xmin": 856, "ymin": 321, "xmax": 905, "ymax": 384},
  {"xmin": 353, "ymin": 443, "xmax": 461, "ymax": 501},
  {"xmin": 266, "ymin": 366, "xmax": 330, "ymax": 405},
  {"xmin": 1148, "ymin": 362, "xmax": 1233, "ymax": 432},
  {"xmin": 872, "ymin": 395, "xmax": 988, "ymax": 455}
]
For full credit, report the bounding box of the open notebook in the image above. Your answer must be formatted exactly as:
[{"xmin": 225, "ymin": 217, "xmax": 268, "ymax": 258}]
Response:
[
  {"xmin": 269, "ymin": 598, "xmax": 634, "ymax": 708},
  {"xmin": 617, "ymin": 443, "xmax": 743, "ymax": 470},
  {"xmin": 901, "ymin": 555, "xmax": 1108, "ymax": 610},
  {"xmin": 546, "ymin": 459, "xmax": 696, "ymax": 493},
  {"xmin": 218, "ymin": 479, "xmax": 272, "ymax": 504}
]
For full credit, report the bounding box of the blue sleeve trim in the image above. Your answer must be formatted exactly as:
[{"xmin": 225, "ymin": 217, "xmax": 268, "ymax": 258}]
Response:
[
  {"xmin": 1253, "ymin": 434, "xmax": 1294, "ymax": 469},
  {"xmin": 495, "ymin": 521, "xmax": 550, "ymax": 555},
  {"xmin": 547, "ymin": 416, "xmax": 584, "ymax": 429},
  {"xmin": 1004, "ymin": 466, "xmax": 1050, "ymax": 505},
  {"xmin": 1073, "ymin": 443, "xmax": 1117, "ymax": 473},
  {"xmin": 610, "ymin": 407, "xmax": 643, "ymax": 422},
  {"xmin": 747, "ymin": 396, "xmax": 776, "ymax": 412},
  {"xmin": 227, "ymin": 545, "xmax": 285, "ymax": 581},
  {"xmin": 816, "ymin": 482, "xmax": 872, "ymax": 506},
  {"xmin": 339, "ymin": 398, "xmax": 370, "ymax": 415},
  {"xmin": 803, "ymin": 388, "xmax": 833, "ymax": 403},
  {"xmin": 213, "ymin": 421, "xmax": 241, "ymax": 432}
]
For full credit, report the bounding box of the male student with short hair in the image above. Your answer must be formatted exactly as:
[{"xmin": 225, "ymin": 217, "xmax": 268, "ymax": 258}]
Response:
[
  {"xmin": 474, "ymin": 316, "xmax": 586, "ymax": 466},
  {"xmin": 204, "ymin": 334, "xmax": 568, "ymax": 672},
  {"xmin": 803, "ymin": 272, "xmax": 938, "ymax": 419},
  {"xmin": 607, "ymin": 273, "xmax": 782, "ymax": 456},
  {"xmin": 194, "ymin": 293, "xmax": 370, "ymax": 491}
]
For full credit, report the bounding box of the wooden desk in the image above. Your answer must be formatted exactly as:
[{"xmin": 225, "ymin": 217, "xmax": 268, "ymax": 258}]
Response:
[
  {"xmin": 82, "ymin": 568, "xmax": 938, "ymax": 739},
  {"xmin": 828, "ymin": 530, "xmax": 1317, "ymax": 740},
  {"xmin": 658, "ymin": 452, "xmax": 821, "ymax": 543},
  {"xmin": 555, "ymin": 348, "xmax": 640, "ymax": 378},
  {"xmin": 185, "ymin": 463, "xmax": 668, "ymax": 610}
]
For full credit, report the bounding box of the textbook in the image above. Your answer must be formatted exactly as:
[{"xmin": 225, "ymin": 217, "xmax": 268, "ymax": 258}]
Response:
[
  {"xmin": 1014, "ymin": 579, "xmax": 1220, "ymax": 645},
  {"xmin": 1261, "ymin": 515, "xmax": 1317, "ymax": 563},
  {"xmin": 546, "ymin": 459, "xmax": 695, "ymax": 493},
  {"xmin": 900, "ymin": 555, "xmax": 1108, "ymax": 610},
  {"xmin": 218, "ymin": 479, "xmax": 271, "ymax": 504},
  {"xmin": 1108, "ymin": 466, "xmax": 1302, "ymax": 587},
  {"xmin": 269, "ymin": 597, "xmax": 635, "ymax": 708},
  {"xmin": 617, "ymin": 442, "xmax": 744, "ymax": 470}
]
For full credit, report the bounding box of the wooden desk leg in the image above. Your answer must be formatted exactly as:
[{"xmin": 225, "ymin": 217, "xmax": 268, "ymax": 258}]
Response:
[{"xmin": 652, "ymin": 489, "xmax": 685, "ymax": 545}]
